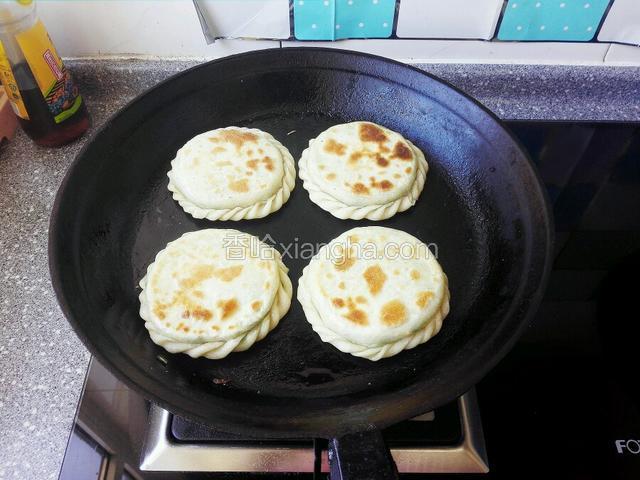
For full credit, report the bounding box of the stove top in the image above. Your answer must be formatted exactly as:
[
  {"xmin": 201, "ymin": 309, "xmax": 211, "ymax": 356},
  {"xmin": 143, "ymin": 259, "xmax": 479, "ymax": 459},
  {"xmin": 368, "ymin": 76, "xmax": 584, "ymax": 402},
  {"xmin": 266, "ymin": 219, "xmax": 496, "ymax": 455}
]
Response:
[
  {"xmin": 140, "ymin": 391, "xmax": 487, "ymax": 475},
  {"xmin": 59, "ymin": 120, "xmax": 640, "ymax": 479}
]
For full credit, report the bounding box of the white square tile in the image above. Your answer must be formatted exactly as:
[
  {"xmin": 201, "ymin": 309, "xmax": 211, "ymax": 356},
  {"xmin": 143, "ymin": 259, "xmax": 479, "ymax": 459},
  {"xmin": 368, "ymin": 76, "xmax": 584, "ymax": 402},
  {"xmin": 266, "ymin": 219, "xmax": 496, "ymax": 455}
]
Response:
[
  {"xmin": 39, "ymin": 1, "xmax": 209, "ymax": 56},
  {"xmin": 396, "ymin": 0, "xmax": 504, "ymax": 40},
  {"xmin": 38, "ymin": 1, "xmax": 280, "ymax": 58},
  {"xmin": 196, "ymin": 0, "xmax": 291, "ymax": 40},
  {"xmin": 598, "ymin": 0, "xmax": 640, "ymax": 46}
]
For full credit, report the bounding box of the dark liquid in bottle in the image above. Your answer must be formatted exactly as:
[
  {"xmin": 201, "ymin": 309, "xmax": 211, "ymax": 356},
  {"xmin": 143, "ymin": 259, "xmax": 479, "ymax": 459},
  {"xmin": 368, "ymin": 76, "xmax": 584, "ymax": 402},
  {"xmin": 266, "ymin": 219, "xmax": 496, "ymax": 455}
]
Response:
[{"xmin": 13, "ymin": 62, "xmax": 89, "ymax": 147}]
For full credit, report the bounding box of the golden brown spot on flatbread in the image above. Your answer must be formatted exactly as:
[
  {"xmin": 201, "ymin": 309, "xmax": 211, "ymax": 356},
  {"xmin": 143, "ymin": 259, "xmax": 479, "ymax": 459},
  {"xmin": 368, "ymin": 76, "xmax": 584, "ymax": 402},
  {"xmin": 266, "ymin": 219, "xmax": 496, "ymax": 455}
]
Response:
[
  {"xmin": 333, "ymin": 246, "xmax": 356, "ymax": 271},
  {"xmin": 218, "ymin": 298, "xmax": 238, "ymax": 320},
  {"xmin": 360, "ymin": 123, "xmax": 388, "ymax": 143},
  {"xmin": 180, "ymin": 265, "xmax": 216, "ymax": 289},
  {"xmin": 349, "ymin": 151, "xmax": 364, "ymax": 165},
  {"xmin": 324, "ymin": 139, "xmax": 347, "ymax": 155},
  {"xmin": 352, "ymin": 182, "xmax": 370, "ymax": 195},
  {"xmin": 214, "ymin": 265, "xmax": 243, "ymax": 282},
  {"xmin": 265, "ymin": 281, "xmax": 270, "ymax": 289},
  {"xmin": 417, "ymin": 291, "xmax": 434, "ymax": 309},
  {"xmin": 247, "ymin": 149, "xmax": 254, "ymax": 156},
  {"xmin": 229, "ymin": 179, "xmax": 249, "ymax": 193},
  {"xmin": 343, "ymin": 309, "xmax": 369, "ymax": 325},
  {"xmin": 181, "ymin": 264, "xmax": 242, "ymax": 286},
  {"xmin": 405, "ymin": 167, "xmax": 413, "ymax": 174},
  {"xmin": 393, "ymin": 269, "xmax": 399, "ymax": 275},
  {"xmin": 338, "ymin": 281, "xmax": 346, "ymax": 289},
  {"xmin": 216, "ymin": 160, "xmax": 233, "ymax": 167},
  {"xmin": 193, "ymin": 308, "xmax": 212, "ymax": 320},
  {"xmin": 355, "ymin": 296, "xmax": 367, "ymax": 304},
  {"xmin": 411, "ymin": 270, "xmax": 421, "ymax": 280},
  {"xmin": 153, "ymin": 265, "xmax": 223, "ymax": 322},
  {"xmin": 393, "ymin": 173, "xmax": 401, "ymax": 179},
  {"xmin": 342, "ymin": 297, "xmax": 369, "ymax": 325},
  {"xmin": 326, "ymin": 272, "xmax": 334, "ymax": 279},
  {"xmin": 370, "ymin": 178, "xmax": 393, "ymax": 191},
  {"xmin": 181, "ymin": 307, "xmax": 212, "ymax": 321},
  {"xmin": 381, "ymin": 300, "xmax": 407, "ymax": 327},
  {"xmin": 319, "ymin": 165, "xmax": 326, "ymax": 170},
  {"xmin": 363, "ymin": 265, "xmax": 387, "ymax": 296},
  {"xmin": 210, "ymin": 130, "xmax": 258, "ymax": 151},
  {"xmin": 393, "ymin": 141, "xmax": 413, "ymax": 160},
  {"xmin": 247, "ymin": 157, "xmax": 274, "ymax": 171},
  {"xmin": 211, "ymin": 146, "xmax": 226, "ymax": 154},
  {"xmin": 326, "ymin": 173, "xmax": 336, "ymax": 181},
  {"xmin": 376, "ymin": 155, "xmax": 389, "ymax": 167},
  {"xmin": 332, "ymin": 298, "xmax": 345, "ymax": 308},
  {"xmin": 211, "ymin": 325, "xmax": 220, "ymax": 331},
  {"xmin": 344, "ymin": 309, "xmax": 368, "ymax": 325},
  {"xmin": 261, "ymin": 156, "xmax": 274, "ymax": 171},
  {"xmin": 251, "ymin": 300, "xmax": 262, "ymax": 312}
]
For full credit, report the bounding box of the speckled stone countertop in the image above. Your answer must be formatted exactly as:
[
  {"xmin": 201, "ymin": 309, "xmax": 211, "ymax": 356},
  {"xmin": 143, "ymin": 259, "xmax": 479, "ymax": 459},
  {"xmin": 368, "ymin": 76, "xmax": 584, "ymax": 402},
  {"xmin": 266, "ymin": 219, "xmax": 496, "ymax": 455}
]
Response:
[{"xmin": 0, "ymin": 57, "xmax": 639, "ymax": 480}]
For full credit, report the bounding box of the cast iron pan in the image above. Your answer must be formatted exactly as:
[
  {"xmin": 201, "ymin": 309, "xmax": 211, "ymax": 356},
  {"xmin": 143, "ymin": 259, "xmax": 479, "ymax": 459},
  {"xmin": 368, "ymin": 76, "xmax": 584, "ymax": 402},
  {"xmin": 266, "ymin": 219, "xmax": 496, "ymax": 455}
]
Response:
[{"xmin": 50, "ymin": 48, "xmax": 552, "ymax": 478}]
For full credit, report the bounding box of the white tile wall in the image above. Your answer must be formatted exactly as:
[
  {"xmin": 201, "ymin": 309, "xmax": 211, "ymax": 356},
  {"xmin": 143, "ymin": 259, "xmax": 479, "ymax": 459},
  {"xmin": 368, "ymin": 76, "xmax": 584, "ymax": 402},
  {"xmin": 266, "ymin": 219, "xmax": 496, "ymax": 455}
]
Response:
[
  {"xmin": 24, "ymin": 0, "xmax": 640, "ymax": 66},
  {"xmin": 38, "ymin": 0, "xmax": 279, "ymax": 58},
  {"xmin": 598, "ymin": 0, "xmax": 640, "ymax": 46},
  {"xmin": 396, "ymin": 0, "xmax": 504, "ymax": 40},
  {"xmin": 38, "ymin": 1, "xmax": 209, "ymax": 57}
]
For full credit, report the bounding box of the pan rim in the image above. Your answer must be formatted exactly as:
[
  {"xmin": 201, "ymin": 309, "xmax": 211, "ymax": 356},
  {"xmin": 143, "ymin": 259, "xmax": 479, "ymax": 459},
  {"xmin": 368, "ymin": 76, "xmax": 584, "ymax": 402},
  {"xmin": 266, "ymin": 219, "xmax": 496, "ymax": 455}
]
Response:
[{"xmin": 49, "ymin": 47, "xmax": 554, "ymax": 437}]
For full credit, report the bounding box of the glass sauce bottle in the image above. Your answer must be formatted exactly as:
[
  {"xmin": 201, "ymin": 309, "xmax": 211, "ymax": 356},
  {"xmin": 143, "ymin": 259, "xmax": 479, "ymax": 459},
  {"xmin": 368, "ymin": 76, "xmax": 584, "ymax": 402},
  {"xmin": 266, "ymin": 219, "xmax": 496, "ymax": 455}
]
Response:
[{"xmin": 0, "ymin": 0, "xmax": 89, "ymax": 147}]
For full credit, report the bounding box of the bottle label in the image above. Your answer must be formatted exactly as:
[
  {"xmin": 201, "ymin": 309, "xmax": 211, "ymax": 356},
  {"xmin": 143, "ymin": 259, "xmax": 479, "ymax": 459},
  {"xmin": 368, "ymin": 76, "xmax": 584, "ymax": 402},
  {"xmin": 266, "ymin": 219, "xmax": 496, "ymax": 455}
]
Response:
[
  {"xmin": 15, "ymin": 20, "xmax": 82, "ymax": 124},
  {"xmin": 0, "ymin": 42, "xmax": 29, "ymax": 120}
]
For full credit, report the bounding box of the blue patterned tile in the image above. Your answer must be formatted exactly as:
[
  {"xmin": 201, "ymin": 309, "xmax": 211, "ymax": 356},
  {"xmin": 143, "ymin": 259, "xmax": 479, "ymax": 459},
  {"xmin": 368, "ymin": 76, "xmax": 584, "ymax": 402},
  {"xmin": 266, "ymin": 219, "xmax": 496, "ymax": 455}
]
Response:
[
  {"xmin": 293, "ymin": 0, "xmax": 336, "ymax": 40},
  {"xmin": 335, "ymin": 0, "xmax": 395, "ymax": 39},
  {"xmin": 294, "ymin": 0, "xmax": 395, "ymax": 40},
  {"xmin": 498, "ymin": 0, "xmax": 611, "ymax": 41}
]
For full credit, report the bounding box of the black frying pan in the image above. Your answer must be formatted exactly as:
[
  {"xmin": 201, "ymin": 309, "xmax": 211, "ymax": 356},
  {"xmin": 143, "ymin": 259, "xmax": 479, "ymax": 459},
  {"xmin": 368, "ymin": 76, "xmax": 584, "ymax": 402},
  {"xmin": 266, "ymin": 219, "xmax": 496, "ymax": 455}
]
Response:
[{"xmin": 49, "ymin": 48, "xmax": 552, "ymax": 478}]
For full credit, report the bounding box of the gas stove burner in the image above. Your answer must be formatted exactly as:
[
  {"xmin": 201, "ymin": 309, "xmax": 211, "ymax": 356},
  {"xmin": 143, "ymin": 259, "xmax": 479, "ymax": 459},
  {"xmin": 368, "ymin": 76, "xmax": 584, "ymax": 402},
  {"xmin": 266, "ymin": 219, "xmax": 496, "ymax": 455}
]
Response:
[{"xmin": 140, "ymin": 390, "xmax": 488, "ymax": 474}]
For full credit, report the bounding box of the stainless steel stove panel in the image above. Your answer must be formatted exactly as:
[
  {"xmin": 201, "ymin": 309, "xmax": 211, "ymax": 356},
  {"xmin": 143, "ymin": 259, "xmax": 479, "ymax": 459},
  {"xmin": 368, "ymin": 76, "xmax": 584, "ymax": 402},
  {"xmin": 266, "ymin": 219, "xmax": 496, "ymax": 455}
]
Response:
[{"xmin": 140, "ymin": 390, "xmax": 488, "ymax": 474}]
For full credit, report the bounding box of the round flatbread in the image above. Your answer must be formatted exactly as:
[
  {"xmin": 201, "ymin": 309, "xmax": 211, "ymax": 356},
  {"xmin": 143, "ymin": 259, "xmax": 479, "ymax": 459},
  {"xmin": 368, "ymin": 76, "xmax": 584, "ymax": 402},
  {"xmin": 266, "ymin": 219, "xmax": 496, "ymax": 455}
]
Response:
[
  {"xmin": 297, "ymin": 226, "xmax": 449, "ymax": 361},
  {"xmin": 299, "ymin": 122, "xmax": 428, "ymax": 220},
  {"xmin": 168, "ymin": 127, "xmax": 296, "ymax": 221},
  {"xmin": 139, "ymin": 229, "xmax": 292, "ymax": 359}
]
